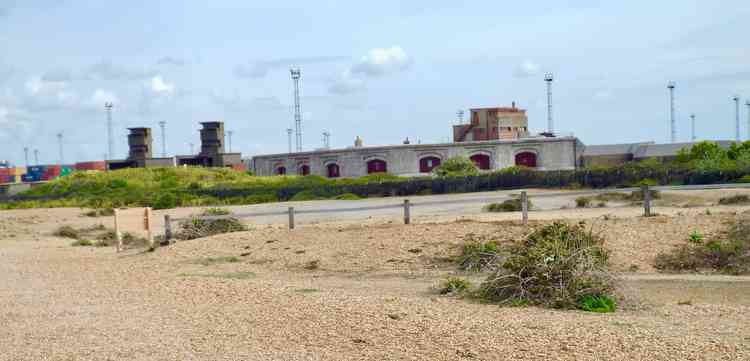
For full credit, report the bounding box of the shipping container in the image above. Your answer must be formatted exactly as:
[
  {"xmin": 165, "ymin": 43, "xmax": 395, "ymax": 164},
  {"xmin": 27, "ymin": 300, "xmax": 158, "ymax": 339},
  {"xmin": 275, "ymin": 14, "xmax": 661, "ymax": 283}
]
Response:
[
  {"xmin": 0, "ymin": 167, "xmax": 15, "ymax": 176},
  {"xmin": 28, "ymin": 165, "xmax": 46, "ymax": 174},
  {"xmin": 21, "ymin": 174, "xmax": 40, "ymax": 182},
  {"xmin": 15, "ymin": 167, "xmax": 26, "ymax": 177},
  {"xmin": 75, "ymin": 161, "xmax": 106, "ymax": 171}
]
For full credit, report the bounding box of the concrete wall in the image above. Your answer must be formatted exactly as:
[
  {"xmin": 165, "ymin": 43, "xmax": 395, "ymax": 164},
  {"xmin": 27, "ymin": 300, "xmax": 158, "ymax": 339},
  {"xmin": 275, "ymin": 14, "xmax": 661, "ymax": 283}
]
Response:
[{"xmin": 250, "ymin": 137, "xmax": 582, "ymax": 178}]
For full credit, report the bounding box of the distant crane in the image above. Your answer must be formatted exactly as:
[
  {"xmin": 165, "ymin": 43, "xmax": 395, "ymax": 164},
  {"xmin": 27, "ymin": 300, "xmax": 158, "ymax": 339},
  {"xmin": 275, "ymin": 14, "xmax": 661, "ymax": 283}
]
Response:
[
  {"xmin": 34, "ymin": 149, "xmax": 39, "ymax": 165},
  {"xmin": 189, "ymin": 143, "xmax": 194, "ymax": 155},
  {"xmin": 23, "ymin": 147, "xmax": 29, "ymax": 167}
]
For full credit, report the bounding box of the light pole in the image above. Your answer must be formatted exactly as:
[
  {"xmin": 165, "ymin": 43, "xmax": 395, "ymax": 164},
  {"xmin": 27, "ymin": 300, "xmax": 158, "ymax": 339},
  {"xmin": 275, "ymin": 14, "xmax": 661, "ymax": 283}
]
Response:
[
  {"xmin": 668, "ymin": 81, "xmax": 676, "ymax": 143},
  {"xmin": 158, "ymin": 121, "xmax": 167, "ymax": 157},
  {"xmin": 544, "ymin": 73, "xmax": 554, "ymax": 134},
  {"xmin": 286, "ymin": 128, "xmax": 293, "ymax": 153},
  {"xmin": 733, "ymin": 95, "xmax": 741, "ymax": 142},
  {"xmin": 227, "ymin": 130, "xmax": 234, "ymax": 152}
]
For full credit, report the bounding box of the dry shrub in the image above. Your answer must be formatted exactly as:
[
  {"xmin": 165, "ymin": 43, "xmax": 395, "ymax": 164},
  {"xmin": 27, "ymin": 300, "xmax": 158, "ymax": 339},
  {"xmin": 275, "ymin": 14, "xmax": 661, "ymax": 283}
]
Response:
[
  {"xmin": 476, "ymin": 222, "xmax": 617, "ymax": 310},
  {"xmin": 456, "ymin": 234, "xmax": 500, "ymax": 271},
  {"xmin": 176, "ymin": 209, "xmax": 248, "ymax": 240},
  {"xmin": 718, "ymin": 194, "xmax": 750, "ymax": 205},
  {"xmin": 655, "ymin": 216, "xmax": 750, "ymax": 275},
  {"xmin": 485, "ymin": 196, "xmax": 531, "ymax": 212}
]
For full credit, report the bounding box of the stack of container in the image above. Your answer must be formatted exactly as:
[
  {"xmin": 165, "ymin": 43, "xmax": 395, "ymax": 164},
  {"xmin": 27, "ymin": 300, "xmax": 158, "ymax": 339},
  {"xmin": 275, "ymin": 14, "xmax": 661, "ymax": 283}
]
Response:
[
  {"xmin": 0, "ymin": 167, "xmax": 16, "ymax": 184},
  {"xmin": 75, "ymin": 161, "xmax": 106, "ymax": 171},
  {"xmin": 40, "ymin": 165, "xmax": 62, "ymax": 181},
  {"xmin": 23, "ymin": 165, "xmax": 45, "ymax": 182}
]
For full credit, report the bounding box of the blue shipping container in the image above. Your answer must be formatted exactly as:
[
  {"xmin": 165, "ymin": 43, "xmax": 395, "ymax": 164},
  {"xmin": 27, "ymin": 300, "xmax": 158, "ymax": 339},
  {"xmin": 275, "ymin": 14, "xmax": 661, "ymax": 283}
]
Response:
[
  {"xmin": 27, "ymin": 165, "xmax": 46, "ymax": 174},
  {"xmin": 21, "ymin": 174, "xmax": 40, "ymax": 182}
]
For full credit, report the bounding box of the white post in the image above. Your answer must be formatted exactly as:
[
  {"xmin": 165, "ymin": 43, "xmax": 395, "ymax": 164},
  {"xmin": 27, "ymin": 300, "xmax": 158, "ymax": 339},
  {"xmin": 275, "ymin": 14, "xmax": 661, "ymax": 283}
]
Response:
[
  {"xmin": 403, "ymin": 199, "xmax": 411, "ymax": 225},
  {"xmin": 521, "ymin": 191, "xmax": 528, "ymax": 225},
  {"xmin": 145, "ymin": 207, "xmax": 155, "ymax": 250},
  {"xmin": 114, "ymin": 209, "xmax": 122, "ymax": 252},
  {"xmin": 288, "ymin": 207, "xmax": 295, "ymax": 230}
]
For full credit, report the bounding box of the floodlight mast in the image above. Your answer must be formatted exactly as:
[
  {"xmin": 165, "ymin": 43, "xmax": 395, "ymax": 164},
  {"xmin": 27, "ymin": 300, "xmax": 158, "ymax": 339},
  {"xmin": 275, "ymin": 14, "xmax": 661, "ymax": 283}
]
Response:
[
  {"xmin": 544, "ymin": 73, "xmax": 554, "ymax": 134},
  {"xmin": 667, "ymin": 82, "xmax": 676, "ymax": 143}
]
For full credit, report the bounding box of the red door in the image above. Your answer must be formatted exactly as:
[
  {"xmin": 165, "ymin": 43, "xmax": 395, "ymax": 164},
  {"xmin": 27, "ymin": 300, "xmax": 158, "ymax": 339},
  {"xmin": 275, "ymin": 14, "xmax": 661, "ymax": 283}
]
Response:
[
  {"xmin": 327, "ymin": 163, "xmax": 340, "ymax": 178},
  {"xmin": 469, "ymin": 154, "xmax": 490, "ymax": 170},
  {"xmin": 276, "ymin": 166, "xmax": 286, "ymax": 175},
  {"xmin": 299, "ymin": 165, "xmax": 310, "ymax": 176},
  {"xmin": 367, "ymin": 159, "xmax": 387, "ymax": 174},
  {"xmin": 419, "ymin": 157, "xmax": 441, "ymax": 173},
  {"xmin": 515, "ymin": 152, "xmax": 537, "ymax": 168}
]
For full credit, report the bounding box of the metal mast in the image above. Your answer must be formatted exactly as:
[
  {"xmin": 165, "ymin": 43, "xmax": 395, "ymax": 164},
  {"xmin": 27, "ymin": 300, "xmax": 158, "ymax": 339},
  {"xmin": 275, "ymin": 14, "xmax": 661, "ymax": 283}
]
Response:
[
  {"xmin": 290, "ymin": 68, "xmax": 302, "ymax": 152},
  {"xmin": 456, "ymin": 110, "xmax": 464, "ymax": 124},
  {"xmin": 746, "ymin": 101, "xmax": 750, "ymax": 141},
  {"xmin": 690, "ymin": 114, "xmax": 696, "ymax": 141},
  {"xmin": 322, "ymin": 131, "xmax": 331, "ymax": 149},
  {"xmin": 544, "ymin": 73, "xmax": 554, "ymax": 134},
  {"xmin": 668, "ymin": 82, "xmax": 676, "ymax": 143},
  {"xmin": 227, "ymin": 130, "xmax": 233, "ymax": 152},
  {"xmin": 105, "ymin": 102, "xmax": 114, "ymax": 159},
  {"xmin": 158, "ymin": 121, "xmax": 167, "ymax": 157},
  {"xmin": 33, "ymin": 149, "xmax": 39, "ymax": 165},
  {"xmin": 286, "ymin": 128, "xmax": 293, "ymax": 153},
  {"xmin": 56, "ymin": 132, "xmax": 63, "ymax": 165},
  {"xmin": 189, "ymin": 143, "xmax": 194, "ymax": 155},
  {"xmin": 733, "ymin": 95, "xmax": 740, "ymax": 142},
  {"xmin": 23, "ymin": 147, "xmax": 29, "ymax": 167}
]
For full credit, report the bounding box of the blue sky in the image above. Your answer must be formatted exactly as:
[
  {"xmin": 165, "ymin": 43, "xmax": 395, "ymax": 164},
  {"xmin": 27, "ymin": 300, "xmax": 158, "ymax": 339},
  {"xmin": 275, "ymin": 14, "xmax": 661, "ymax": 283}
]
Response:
[{"xmin": 1, "ymin": 0, "xmax": 748, "ymax": 165}]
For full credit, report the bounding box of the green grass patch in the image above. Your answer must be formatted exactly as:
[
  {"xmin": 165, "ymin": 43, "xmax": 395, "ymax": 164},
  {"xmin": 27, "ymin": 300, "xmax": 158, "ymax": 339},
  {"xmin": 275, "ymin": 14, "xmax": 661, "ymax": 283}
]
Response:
[
  {"xmin": 178, "ymin": 271, "xmax": 256, "ymax": 280},
  {"xmin": 579, "ymin": 295, "xmax": 616, "ymax": 313},
  {"xmin": 193, "ymin": 256, "xmax": 241, "ymax": 266},
  {"xmin": 654, "ymin": 217, "xmax": 750, "ymax": 275},
  {"xmin": 438, "ymin": 277, "xmax": 473, "ymax": 295},
  {"xmin": 456, "ymin": 235, "xmax": 500, "ymax": 271}
]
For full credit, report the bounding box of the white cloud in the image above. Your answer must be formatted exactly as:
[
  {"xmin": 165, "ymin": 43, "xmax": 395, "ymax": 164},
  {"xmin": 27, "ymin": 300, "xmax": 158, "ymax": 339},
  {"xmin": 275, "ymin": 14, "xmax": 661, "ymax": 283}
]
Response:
[
  {"xmin": 24, "ymin": 76, "xmax": 66, "ymax": 95},
  {"xmin": 150, "ymin": 76, "xmax": 174, "ymax": 95},
  {"xmin": 87, "ymin": 60, "xmax": 156, "ymax": 80},
  {"xmin": 157, "ymin": 56, "xmax": 185, "ymax": 66},
  {"xmin": 513, "ymin": 60, "xmax": 540, "ymax": 78},
  {"xmin": 0, "ymin": 106, "xmax": 9, "ymax": 124},
  {"xmin": 91, "ymin": 89, "xmax": 119, "ymax": 106},
  {"xmin": 593, "ymin": 90, "xmax": 612, "ymax": 101},
  {"xmin": 328, "ymin": 70, "xmax": 366, "ymax": 94},
  {"xmin": 351, "ymin": 46, "xmax": 411, "ymax": 77}
]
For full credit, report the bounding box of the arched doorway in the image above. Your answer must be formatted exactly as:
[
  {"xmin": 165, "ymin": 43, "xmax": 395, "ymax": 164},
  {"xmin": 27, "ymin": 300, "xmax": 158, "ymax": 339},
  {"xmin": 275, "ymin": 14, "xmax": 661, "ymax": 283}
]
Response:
[
  {"xmin": 469, "ymin": 154, "xmax": 491, "ymax": 170},
  {"xmin": 326, "ymin": 163, "xmax": 340, "ymax": 178},
  {"xmin": 515, "ymin": 152, "xmax": 537, "ymax": 168},
  {"xmin": 366, "ymin": 159, "xmax": 387, "ymax": 174},
  {"xmin": 419, "ymin": 156, "xmax": 441, "ymax": 173},
  {"xmin": 298, "ymin": 165, "xmax": 310, "ymax": 176},
  {"xmin": 275, "ymin": 166, "xmax": 286, "ymax": 175}
]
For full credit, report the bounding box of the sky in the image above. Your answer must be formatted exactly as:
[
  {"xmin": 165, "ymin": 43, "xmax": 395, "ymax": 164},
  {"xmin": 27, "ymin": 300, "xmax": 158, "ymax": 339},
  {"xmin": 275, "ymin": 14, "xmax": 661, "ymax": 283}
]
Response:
[{"xmin": 1, "ymin": 0, "xmax": 749, "ymax": 165}]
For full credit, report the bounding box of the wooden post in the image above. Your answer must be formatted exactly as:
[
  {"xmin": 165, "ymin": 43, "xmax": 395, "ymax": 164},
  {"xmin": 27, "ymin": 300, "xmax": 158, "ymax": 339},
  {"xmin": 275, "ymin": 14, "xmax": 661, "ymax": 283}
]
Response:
[
  {"xmin": 145, "ymin": 207, "xmax": 155, "ymax": 250},
  {"xmin": 403, "ymin": 199, "xmax": 411, "ymax": 225},
  {"xmin": 114, "ymin": 208, "xmax": 122, "ymax": 252},
  {"xmin": 164, "ymin": 214, "xmax": 172, "ymax": 244},
  {"xmin": 642, "ymin": 185, "xmax": 652, "ymax": 217},
  {"xmin": 521, "ymin": 191, "xmax": 528, "ymax": 225},
  {"xmin": 288, "ymin": 207, "xmax": 295, "ymax": 230}
]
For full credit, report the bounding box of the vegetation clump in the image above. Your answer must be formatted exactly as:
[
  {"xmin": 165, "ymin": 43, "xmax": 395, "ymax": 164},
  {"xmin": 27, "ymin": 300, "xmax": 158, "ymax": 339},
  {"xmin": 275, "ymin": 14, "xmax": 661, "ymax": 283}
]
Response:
[
  {"xmin": 82, "ymin": 208, "xmax": 115, "ymax": 217},
  {"xmin": 433, "ymin": 157, "xmax": 479, "ymax": 177},
  {"xmin": 575, "ymin": 197, "xmax": 592, "ymax": 208},
  {"xmin": 176, "ymin": 209, "xmax": 248, "ymax": 240},
  {"xmin": 485, "ymin": 196, "xmax": 531, "ymax": 213},
  {"xmin": 718, "ymin": 194, "xmax": 750, "ymax": 205},
  {"xmin": 476, "ymin": 222, "xmax": 617, "ymax": 310},
  {"xmin": 654, "ymin": 217, "xmax": 750, "ymax": 275},
  {"xmin": 456, "ymin": 235, "xmax": 500, "ymax": 271},
  {"xmin": 438, "ymin": 277, "xmax": 473, "ymax": 295}
]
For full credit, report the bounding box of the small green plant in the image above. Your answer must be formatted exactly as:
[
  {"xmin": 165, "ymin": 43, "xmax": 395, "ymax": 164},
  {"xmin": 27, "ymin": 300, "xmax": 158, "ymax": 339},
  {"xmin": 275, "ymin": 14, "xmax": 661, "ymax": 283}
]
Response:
[
  {"xmin": 575, "ymin": 197, "xmax": 592, "ymax": 208},
  {"xmin": 438, "ymin": 277, "xmax": 472, "ymax": 295},
  {"xmin": 194, "ymin": 256, "xmax": 241, "ymax": 266},
  {"xmin": 705, "ymin": 209, "xmax": 712, "ymax": 215},
  {"xmin": 202, "ymin": 207, "xmax": 231, "ymax": 216},
  {"xmin": 303, "ymin": 260, "xmax": 321, "ymax": 270},
  {"xmin": 718, "ymin": 194, "xmax": 750, "ymax": 205},
  {"xmin": 333, "ymin": 193, "xmax": 362, "ymax": 200},
  {"xmin": 456, "ymin": 235, "xmax": 500, "ymax": 271},
  {"xmin": 82, "ymin": 208, "xmax": 115, "ymax": 217},
  {"xmin": 688, "ymin": 230, "xmax": 704, "ymax": 244},
  {"xmin": 54, "ymin": 225, "xmax": 80, "ymax": 239},
  {"xmin": 579, "ymin": 295, "xmax": 616, "ymax": 313},
  {"xmin": 176, "ymin": 215, "xmax": 248, "ymax": 240},
  {"xmin": 71, "ymin": 239, "xmax": 94, "ymax": 247}
]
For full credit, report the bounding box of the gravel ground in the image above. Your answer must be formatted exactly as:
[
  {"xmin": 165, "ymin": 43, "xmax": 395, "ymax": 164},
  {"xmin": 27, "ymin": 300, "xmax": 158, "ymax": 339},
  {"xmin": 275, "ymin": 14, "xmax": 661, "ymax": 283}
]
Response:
[{"xmin": 2, "ymin": 202, "xmax": 750, "ymax": 360}]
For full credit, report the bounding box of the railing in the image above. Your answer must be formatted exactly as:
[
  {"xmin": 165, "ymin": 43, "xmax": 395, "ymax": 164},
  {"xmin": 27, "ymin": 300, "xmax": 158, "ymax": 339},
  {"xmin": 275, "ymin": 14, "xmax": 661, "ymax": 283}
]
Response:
[{"xmin": 161, "ymin": 183, "xmax": 750, "ymax": 244}]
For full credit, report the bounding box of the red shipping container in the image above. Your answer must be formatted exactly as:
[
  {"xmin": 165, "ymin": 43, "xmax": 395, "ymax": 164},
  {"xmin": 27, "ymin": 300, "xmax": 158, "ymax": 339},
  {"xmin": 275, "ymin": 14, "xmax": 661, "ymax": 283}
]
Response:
[
  {"xmin": 231, "ymin": 163, "xmax": 246, "ymax": 172},
  {"xmin": 75, "ymin": 161, "xmax": 106, "ymax": 171},
  {"xmin": 0, "ymin": 168, "xmax": 14, "ymax": 176}
]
